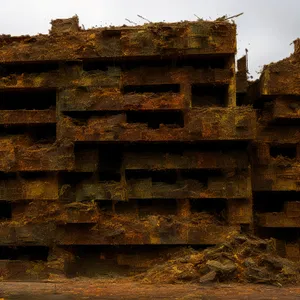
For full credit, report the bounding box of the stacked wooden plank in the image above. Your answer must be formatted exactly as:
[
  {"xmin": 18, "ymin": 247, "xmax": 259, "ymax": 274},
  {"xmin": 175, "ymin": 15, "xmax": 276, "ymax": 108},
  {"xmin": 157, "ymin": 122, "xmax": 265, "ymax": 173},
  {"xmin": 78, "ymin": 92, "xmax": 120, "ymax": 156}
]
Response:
[
  {"xmin": 0, "ymin": 16, "xmax": 256, "ymax": 278},
  {"xmin": 253, "ymin": 39, "xmax": 300, "ymax": 261}
]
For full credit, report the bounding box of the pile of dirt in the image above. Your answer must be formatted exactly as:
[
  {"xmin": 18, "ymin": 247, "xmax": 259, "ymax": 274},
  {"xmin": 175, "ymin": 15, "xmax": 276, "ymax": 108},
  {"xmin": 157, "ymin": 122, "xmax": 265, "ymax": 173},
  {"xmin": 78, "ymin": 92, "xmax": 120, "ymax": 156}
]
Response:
[{"xmin": 136, "ymin": 235, "xmax": 300, "ymax": 285}]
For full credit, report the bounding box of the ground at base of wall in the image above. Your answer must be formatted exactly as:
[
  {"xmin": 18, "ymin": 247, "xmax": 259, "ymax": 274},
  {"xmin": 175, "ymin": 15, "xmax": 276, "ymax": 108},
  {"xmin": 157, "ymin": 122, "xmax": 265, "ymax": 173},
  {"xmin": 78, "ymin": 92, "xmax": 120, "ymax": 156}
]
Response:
[{"xmin": 2, "ymin": 280, "xmax": 300, "ymax": 300}]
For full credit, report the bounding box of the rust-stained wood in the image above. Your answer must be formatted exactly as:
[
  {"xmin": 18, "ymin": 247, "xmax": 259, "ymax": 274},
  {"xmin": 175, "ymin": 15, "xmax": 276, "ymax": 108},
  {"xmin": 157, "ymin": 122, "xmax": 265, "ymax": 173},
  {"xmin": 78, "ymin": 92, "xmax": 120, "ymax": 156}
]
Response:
[{"xmin": 57, "ymin": 108, "xmax": 256, "ymax": 142}]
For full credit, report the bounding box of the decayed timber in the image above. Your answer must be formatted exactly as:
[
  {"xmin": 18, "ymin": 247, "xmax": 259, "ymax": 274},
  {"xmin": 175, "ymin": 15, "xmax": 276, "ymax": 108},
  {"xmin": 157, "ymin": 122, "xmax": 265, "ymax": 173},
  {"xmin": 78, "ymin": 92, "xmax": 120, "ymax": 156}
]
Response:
[
  {"xmin": 0, "ymin": 223, "xmax": 56, "ymax": 245},
  {"xmin": 74, "ymin": 145, "xmax": 99, "ymax": 172},
  {"xmin": 16, "ymin": 142, "xmax": 74, "ymax": 171},
  {"xmin": 260, "ymin": 40, "xmax": 300, "ymax": 96},
  {"xmin": 57, "ymin": 107, "xmax": 256, "ymax": 142},
  {"xmin": 257, "ymin": 126, "xmax": 300, "ymax": 144},
  {"xmin": 258, "ymin": 212, "xmax": 300, "ymax": 228},
  {"xmin": 128, "ymin": 175, "xmax": 251, "ymax": 199},
  {"xmin": 0, "ymin": 18, "xmax": 236, "ymax": 63},
  {"xmin": 68, "ymin": 170, "xmax": 252, "ymax": 201},
  {"xmin": 0, "ymin": 138, "xmax": 15, "ymax": 172},
  {"xmin": 0, "ymin": 260, "xmax": 49, "ymax": 280},
  {"xmin": 11, "ymin": 201, "xmax": 99, "ymax": 224},
  {"xmin": 59, "ymin": 88, "xmax": 186, "ymax": 111},
  {"xmin": 55, "ymin": 222, "xmax": 240, "ymax": 246},
  {"xmin": 273, "ymin": 96, "xmax": 300, "ymax": 120},
  {"xmin": 0, "ymin": 109, "xmax": 56, "ymax": 125},
  {"xmin": 256, "ymin": 202, "xmax": 300, "ymax": 228},
  {"xmin": 0, "ymin": 66, "xmax": 120, "ymax": 89},
  {"xmin": 0, "ymin": 139, "xmax": 74, "ymax": 172},
  {"xmin": 227, "ymin": 198, "xmax": 252, "ymax": 224},
  {"xmin": 284, "ymin": 201, "xmax": 300, "ymax": 217},
  {"xmin": 0, "ymin": 15, "xmax": 269, "ymax": 280},
  {"xmin": 0, "ymin": 175, "xmax": 58, "ymax": 200},
  {"xmin": 252, "ymin": 163, "xmax": 300, "ymax": 191},
  {"xmin": 236, "ymin": 55, "xmax": 248, "ymax": 94},
  {"xmin": 0, "ymin": 215, "xmax": 240, "ymax": 246},
  {"xmin": 121, "ymin": 67, "xmax": 232, "ymax": 86},
  {"xmin": 123, "ymin": 151, "xmax": 249, "ymax": 170}
]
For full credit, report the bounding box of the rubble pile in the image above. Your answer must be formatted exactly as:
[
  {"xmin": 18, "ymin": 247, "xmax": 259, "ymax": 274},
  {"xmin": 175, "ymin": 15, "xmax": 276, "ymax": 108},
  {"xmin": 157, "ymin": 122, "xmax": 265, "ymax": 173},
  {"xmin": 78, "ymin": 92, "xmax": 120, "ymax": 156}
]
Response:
[{"xmin": 138, "ymin": 235, "xmax": 300, "ymax": 285}]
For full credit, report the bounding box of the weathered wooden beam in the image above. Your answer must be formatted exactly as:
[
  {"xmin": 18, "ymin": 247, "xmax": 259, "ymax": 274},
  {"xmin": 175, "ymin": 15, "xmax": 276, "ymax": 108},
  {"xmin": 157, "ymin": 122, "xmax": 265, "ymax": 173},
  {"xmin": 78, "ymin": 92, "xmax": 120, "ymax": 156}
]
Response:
[
  {"xmin": 121, "ymin": 67, "xmax": 232, "ymax": 86},
  {"xmin": 258, "ymin": 212, "xmax": 300, "ymax": 228},
  {"xmin": 0, "ymin": 175, "xmax": 59, "ymax": 201},
  {"xmin": 56, "ymin": 223, "xmax": 240, "ymax": 245},
  {"xmin": 273, "ymin": 96, "xmax": 300, "ymax": 120},
  {"xmin": 0, "ymin": 109, "xmax": 56, "ymax": 125},
  {"xmin": 0, "ymin": 21, "xmax": 236, "ymax": 63},
  {"xmin": 123, "ymin": 151, "xmax": 249, "ymax": 170},
  {"xmin": 0, "ymin": 67, "xmax": 120, "ymax": 89},
  {"xmin": 253, "ymin": 164, "xmax": 300, "ymax": 191},
  {"xmin": 0, "ymin": 140, "xmax": 74, "ymax": 172},
  {"xmin": 59, "ymin": 88, "xmax": 185, "ymax": 111},
  {"xmin": 57, "ymin": 107, "xmax": 256, "ymax": 142},
  {"xmin": 16, "ymin": 143, "xmax": 74, "ymax": 171}
]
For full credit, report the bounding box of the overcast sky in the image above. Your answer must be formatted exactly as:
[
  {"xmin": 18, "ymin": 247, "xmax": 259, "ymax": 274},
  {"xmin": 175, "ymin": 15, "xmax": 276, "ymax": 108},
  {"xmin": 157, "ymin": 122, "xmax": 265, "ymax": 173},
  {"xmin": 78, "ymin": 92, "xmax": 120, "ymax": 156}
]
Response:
[{"xmin": 0, "ymin": 0, "xmax": 299, "ymax": 78}]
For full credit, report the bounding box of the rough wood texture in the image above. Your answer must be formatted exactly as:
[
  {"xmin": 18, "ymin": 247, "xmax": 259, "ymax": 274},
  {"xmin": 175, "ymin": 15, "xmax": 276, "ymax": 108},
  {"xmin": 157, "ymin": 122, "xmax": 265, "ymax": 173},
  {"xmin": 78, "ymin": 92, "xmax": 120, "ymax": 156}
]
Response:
[
  {"xmin": 2, "ymin": 15, "xmax": 300, "ymax": 280},
  {"xmin": 260, "ymin": 42, "xmax": 300, "ymax": 96},
  {"xmin": 0, "ymin": 18, "xmax": 236, "ymax": 63}
]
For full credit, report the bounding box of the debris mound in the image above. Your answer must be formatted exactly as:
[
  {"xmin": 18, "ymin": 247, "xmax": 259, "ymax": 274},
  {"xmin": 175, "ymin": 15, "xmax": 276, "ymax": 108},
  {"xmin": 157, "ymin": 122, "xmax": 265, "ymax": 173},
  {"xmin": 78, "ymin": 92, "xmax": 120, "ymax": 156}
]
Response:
[{"xmin": 136, "ymin": 235, "xmax": 300, "ymax": 285}]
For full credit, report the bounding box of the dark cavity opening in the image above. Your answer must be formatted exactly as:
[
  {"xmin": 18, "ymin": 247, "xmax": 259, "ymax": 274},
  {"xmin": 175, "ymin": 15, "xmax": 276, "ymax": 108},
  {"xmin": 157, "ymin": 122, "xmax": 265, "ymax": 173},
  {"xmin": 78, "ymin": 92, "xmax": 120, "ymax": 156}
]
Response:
[
  {"xmin": 0, "ymin": 89, "xmax": 56, "ymax": 110},
  {"xmin": 179, "ymin": 56, "xmax": 227, "ymax": 69},
  {"xmin": 137, "ymin": 199, "xmax": 177, "ymax": 216},
  {"xmin": 236, "ymin": 93, "xmax": 247, "ymax": 106},
  {"xmin": 126, "ymin": 170, "xmax": 177, "ymax": 184},
  {"xmin": 124, "ymin": 143, "xmax": 183, "ymax": 155},
  {"xmin": 126, "ymin": 169, "xmax": 222, "ymax": 186},
  {"xmin": 257, "ymin": 227, "xmax": 300, "ymax": 243},
  {"xmin": 190, "ymin": 198, "xmax": 226, "ymax": 215},
  {"xmin": 253, "ymin": 191, "xmax": 300, "ymax": 213},
  {"xmin": 99, "ymin": 173, "xmax": 121, "ymax": 182},
  {"xmin": 124, "ymin": 140, "xmax": 249, "ymax": 153},
  {"xmin": 0, "ymin": 173, "xmax": 17, "ymax": 180},
  {"xmin": 0, "ymin": 246, "xmax": 49, "ymax": 261},
  {"xmin": 123, "ymin": 84, "xmax": 180, "ymax": 94},
  {"xmin": 98, "ymin": 144, "xmax": 123, "ymax": 181},
  {"xmin": 80, "ymin": 55, "xmax": 229, "ymax": 73},
  {"xmin": 19, "ymin": 172, "xmax": 52, "ymax": 179},
  {"xmin": 270, "ymin": 144, "xmax": 297, "ymax": 159},
  {"xmin": 59, "ymin": 172, "xmax": 95, "ymax": 202},
  {"xmin": 59, "ymin": 172, "xmax": 95, "ymax": 186},
  {"xmin": 192, "ymin": 84, "xmax": 228, "ymax": 107},
  {"xmin": 113, "ymin": 200, "xmax": 137, "ymax": 214},
  {"xmin": 121, "ymin": 56, "xmax": 228, "ymax": 70},
  {"xmin": 83, "ymin": 61, "xmax": 109, "ymax": 72},
  {"xmin": 181, "ymin": 169, "xmax": 223, "ymax": 187},
  {"xmin": 0, "ymin": 124, "xmax": 56, "ymax": 143},
  {"xmin": 0, "ymin": 62, "xmax": 59, "ymax": 75},
  {"xmin": 151, "ymin": 171, "xmax": 178, "ymax": 184},
  {"xmin": 0, "ymin": 201, "xmax": 12, "ymax": 220},
  {"xmin": 63, "ymin": 111, "xmax": 122, "ymax": 121},
  {"xmin": 99, "ymin": 144, "xmax": 123, "ymax": 173},
  {"xmin": 126, "ymin": 111, "xmax": 184, "ymax": 129},
  {"xmin": 102, "ymin": 29, "xmax": 121, "ymax": 38},
  {"xmin": 97, "ymin": 200, "xmax": 114, "ymax": 213},
  {"xmin": 74, "ymin": 144, "xmax": 99, "ymax": 172}
]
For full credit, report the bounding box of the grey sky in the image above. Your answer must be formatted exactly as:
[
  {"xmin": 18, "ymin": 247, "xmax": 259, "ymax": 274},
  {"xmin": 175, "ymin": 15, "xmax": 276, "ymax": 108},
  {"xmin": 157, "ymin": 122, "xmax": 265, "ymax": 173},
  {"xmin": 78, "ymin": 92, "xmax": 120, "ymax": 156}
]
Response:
[{"xmin": 0, "ymin": 0, "xmax": 299, "ymax": 78}]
